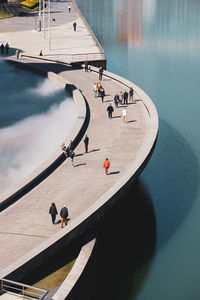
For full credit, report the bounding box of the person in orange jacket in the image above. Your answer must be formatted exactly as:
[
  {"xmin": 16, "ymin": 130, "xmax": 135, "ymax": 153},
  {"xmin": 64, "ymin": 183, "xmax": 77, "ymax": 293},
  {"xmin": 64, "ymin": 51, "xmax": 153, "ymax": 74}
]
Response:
[{"xmin": 103, "ymin": 158, "xmax": 110, "ymax": 175}]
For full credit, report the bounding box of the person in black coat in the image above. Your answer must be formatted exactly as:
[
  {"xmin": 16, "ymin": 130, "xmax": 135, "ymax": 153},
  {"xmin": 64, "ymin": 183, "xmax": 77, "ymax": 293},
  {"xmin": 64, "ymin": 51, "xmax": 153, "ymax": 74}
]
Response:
[
  {"xmin": 123, "ymin": 91, "xmax": 128, "ymax": 104},
  {"xmin": 49, "ymin": 203, "xmax": 58, "ymax": 224},
  {"xmin": 107, "ymin": 104, "xmax": 114, "ymax": 119},
  {"xmin": 60, "ymin": 205, "xmax": 69, "ymax": 228}
]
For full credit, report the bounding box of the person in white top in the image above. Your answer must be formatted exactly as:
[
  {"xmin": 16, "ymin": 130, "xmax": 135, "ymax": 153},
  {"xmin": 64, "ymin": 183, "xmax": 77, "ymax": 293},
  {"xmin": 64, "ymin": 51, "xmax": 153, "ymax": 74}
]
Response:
[
  {"xmin": 122, "ymin": 108, "xmax": 127, "ymax": 123},
  {"xmin": 68, "ymin": 4, "xmax": 71, "ymax": 12}
]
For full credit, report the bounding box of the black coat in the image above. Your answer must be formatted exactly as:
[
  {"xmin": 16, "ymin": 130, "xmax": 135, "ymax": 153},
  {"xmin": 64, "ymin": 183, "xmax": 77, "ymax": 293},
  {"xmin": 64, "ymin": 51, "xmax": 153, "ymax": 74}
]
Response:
[
  {"xmin": 49, "ymin": 205, "xmax": 58, "ymax": 216},
  {"xmin": 60, "ymin": 207, "xmax": 68, "ymax": 218}
]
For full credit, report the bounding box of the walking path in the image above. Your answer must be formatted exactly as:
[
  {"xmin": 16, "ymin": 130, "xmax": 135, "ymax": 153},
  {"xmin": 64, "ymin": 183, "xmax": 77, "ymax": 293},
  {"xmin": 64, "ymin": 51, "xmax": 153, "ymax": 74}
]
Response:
[
  {"xmin": 0, "ymin": 0, "xmax": 158, "ymax": 282},
  {"xmin": 0, "ymin": 0, "xmax": 105, "ymax": 63}
]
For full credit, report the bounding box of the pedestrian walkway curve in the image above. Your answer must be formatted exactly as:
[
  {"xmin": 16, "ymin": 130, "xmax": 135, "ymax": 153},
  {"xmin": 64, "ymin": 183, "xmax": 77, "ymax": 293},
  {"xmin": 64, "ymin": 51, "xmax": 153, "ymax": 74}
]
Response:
[{"xmin": 0, "ymin": 0, "xmax": 158, "ymax": 293}]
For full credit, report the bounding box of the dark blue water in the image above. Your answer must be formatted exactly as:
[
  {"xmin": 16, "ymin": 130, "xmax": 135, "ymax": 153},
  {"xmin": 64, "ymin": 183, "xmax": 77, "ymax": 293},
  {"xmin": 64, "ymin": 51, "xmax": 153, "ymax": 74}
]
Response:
[{"xmin": 76, "ymin": 0, "xmax": 200, "ymax": 299}]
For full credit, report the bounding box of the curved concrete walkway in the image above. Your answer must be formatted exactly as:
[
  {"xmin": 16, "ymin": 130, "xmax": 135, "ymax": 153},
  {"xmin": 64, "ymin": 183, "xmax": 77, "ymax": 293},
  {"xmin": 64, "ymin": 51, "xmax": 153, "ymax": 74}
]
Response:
[
  {"xmin": 0, "ymin": 0, "xmax": 158, "ymax": 285},
  {"xmin": 0, "ymin": 59, "xmax": 156, "ymax": 270}
]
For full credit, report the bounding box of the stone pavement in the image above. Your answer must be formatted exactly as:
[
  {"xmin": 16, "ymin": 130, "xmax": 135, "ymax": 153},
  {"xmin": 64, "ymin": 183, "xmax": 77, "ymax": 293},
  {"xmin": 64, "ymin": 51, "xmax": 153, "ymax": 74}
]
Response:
[
  {"xmin": 0, "ymin": 0, "xmax": 105, "ymax": 63},
  {"xmin": 0, "ymin": 1, "xmax": 158, "ymax": 276}
]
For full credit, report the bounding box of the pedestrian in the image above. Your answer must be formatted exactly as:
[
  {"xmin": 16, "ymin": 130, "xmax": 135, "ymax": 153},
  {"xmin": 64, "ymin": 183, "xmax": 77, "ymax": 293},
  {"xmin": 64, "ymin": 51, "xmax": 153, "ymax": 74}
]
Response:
[
  {"xmin": 118, "ymin": 91, "xmax": 123, "ymax": 104},
  {"xmin": 103, "ymin": 158, "xmax": 110, "ymax": 175},
  {"xmin": 122, "ymin": 107, "xmax": 127, "ymax": 123},
  {"xmin": 100, "ymin": 87, "xmax": 105, "ymax": 103},
  {"xmin": 129, "ymin": 87, "xmax": 134, "ymax": 102},
  {"xmin": 16, "ymin": 49, "xmax": 19, "ymax": 59},
  {"xmin": 39, "ymin": 50, "xmax": 43, "ymax": 56},
  {"xmin": 68, "ymin": 140, "xmax": 73, "ymax": 152},
  {"xmin": 61, "ymin": 142, "xmax": 68, "ymax": 157},
  {"xmin": 5, "ymin": 42, "xmax": 9, "ymax": 55},
  {"xmin": 99, "ymin": 66, "xmax": 103, "ymax": 80},
  {"xmin": 52, "ymin": 18, "xmax": 55, "ymax": 25},
  {"xmin": 93, "ymin": 82, "xmax": 98, "ymax": 97},
  {"xmin": 114, "ymin": 94, "xmax": 119, "ymax": 108},
  {"xmin": 1, "ymin": 43, "xmax": 4, "ymax": 55},
  {"xmin": 107, "ymin": 104, "xmax": 114, "ymax": 119},
  {"xmin": 84, "ymin": 135, "xmax": 89, "ymax": 153},
  {"xmin": 60, "ymin": 205, "xmax": 68, "ymax": 228},
  {"xmin": 84, "ymin": 61, "xmax": 89, "ymax": 72},
  {"xmin": 97, "ymin": 82, "xmax": 102, "ymax": 96},
  {"xmin": 73, "ymin": 22, "xmax": 77, "ymax": 31},
  {"xmin": 68, "ymin": 3, "xmax": 71, "ymax": 12},
  {"xmin": 69, "ymin": 150, "xmax": 75, "ymax": 167},
  {"xmin": 123, "ymin": 90, "xmax": 128, "ymax": 104},
  {"xmin": 49, "ymin": 202, "xmax": 58, "ymax": 224}
]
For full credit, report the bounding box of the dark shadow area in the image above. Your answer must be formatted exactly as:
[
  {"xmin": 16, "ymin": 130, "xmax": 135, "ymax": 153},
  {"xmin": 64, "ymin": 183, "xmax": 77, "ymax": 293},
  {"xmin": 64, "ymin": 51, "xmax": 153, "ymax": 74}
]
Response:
[
  {"xmin": 112, "ymin": 115, "xmax": 121, "ymax": 119},
  {"xmin": 88, "ymin": 148, "xmax": 100, "ymax": 153},
  {"xmin": 67, "ymin": 178, "xmax": 156, "ymax": 300},
  {"xmin": 128, "ymin": 120, "xmax": 137, "ymax": 123},
  {"xmin": 92, "ymin": 178, "xmax": 156, "ymax": 300},
  {"xmin": 75, "ymin": 153, "xmax": 84, "ymax": 157},
  {"xmin": 108, "ymin": 171, "xmax": 120, "ymax": 175},
  {"xmin": 74, "ymin": 163, "xmax": 86, "ymax": 168}
]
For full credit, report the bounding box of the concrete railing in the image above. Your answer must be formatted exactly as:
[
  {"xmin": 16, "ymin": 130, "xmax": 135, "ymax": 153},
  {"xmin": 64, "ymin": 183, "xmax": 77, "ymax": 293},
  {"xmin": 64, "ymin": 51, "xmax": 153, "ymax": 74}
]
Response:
[{"xmin": 0, "ymin": 62, "xmax": 89, "ymax": 212}]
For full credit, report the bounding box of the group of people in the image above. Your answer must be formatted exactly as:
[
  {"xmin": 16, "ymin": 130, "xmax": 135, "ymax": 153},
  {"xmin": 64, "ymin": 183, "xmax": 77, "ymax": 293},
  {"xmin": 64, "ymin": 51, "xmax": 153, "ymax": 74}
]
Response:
[
  {"xmin": 61, "ymin": 135, "xmax": 89, "ymax": 167},
  {"xmin": 49, "ymin": 203, "xmax": 69, "ymax": 228},
  {"xmin": 0, "ymin": 42, "xmax": 9, "ymax": 55},
  {"xmin": 114, "ymin": 88, "xmax": 134, "ymax": 107}
]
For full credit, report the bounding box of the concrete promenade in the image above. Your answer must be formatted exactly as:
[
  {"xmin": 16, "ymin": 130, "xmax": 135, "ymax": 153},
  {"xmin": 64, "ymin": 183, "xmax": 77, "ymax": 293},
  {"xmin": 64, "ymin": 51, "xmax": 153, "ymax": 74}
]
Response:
[
  {"xmin": 0, "ymin": 0, "xmax": 158, "ymax": 291},
  {"xmin": 0, "ymin": 0, "xmax": 105, "ymax": 64}
]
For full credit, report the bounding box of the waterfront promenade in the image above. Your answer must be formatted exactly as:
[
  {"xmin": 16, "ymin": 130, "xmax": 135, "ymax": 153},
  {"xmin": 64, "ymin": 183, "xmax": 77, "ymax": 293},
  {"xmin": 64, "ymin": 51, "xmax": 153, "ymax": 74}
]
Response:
[{"xmin": 0, "ymin": 0, "xmax": 158, "ymax": 289}]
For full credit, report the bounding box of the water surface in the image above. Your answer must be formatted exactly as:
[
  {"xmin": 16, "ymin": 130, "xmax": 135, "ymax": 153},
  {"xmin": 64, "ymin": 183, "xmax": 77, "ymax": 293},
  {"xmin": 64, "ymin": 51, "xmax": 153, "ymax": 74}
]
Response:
[{"xmin": 76, "ymin": 0, "xmax": 200, "ymax": 299}]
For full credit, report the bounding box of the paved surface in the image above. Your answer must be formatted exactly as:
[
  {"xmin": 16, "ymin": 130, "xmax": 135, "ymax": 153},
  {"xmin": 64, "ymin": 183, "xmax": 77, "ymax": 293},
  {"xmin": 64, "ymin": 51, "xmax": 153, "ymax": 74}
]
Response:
[
  {"xmin": 0, "ymin": 0, "xmax": 104, "ymax": 62},
  {"xmin": 0, "ymin": 1, "xmax": 154, "ymax": 273}
]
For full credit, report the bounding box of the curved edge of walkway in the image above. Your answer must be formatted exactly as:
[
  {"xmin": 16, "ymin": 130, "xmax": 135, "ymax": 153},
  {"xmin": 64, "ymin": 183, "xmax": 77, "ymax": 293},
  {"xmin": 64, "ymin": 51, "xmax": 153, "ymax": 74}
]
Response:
[
  {"xmin": 0, "ymin": 61, "xmax": 89, "ymax": 212},
  {"xmin": 0, "ymin": 66, "xmax": 158, "ymax": 284},
  {"xmin": 52, "ymin": 239, "xmax": 96, "ymax": 300}
]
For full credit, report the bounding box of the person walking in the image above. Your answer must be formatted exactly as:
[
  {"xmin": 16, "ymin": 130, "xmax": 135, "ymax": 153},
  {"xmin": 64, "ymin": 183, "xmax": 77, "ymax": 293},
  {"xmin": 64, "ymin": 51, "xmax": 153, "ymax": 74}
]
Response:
[
  {"xmin": 99, "ymin": 66, "xmax": 103, "ymax": 80},
  {"xmin": 5, "ymin": 42, "xmax": 9, "ymax": 55},
  {"xmin": 16, "ymin": 49, "xmax": 19, "ymax": 59},
  {"xmin": 60, "ymin": 205, "xmax": 68, "ymax": 228},
  {"xmin": 84, "ymin": 61, "xmax": 89, "ymax": 72},
  {"xmin": 107, "ymin": 104, "xmax": 114, "ymax": 119},
  {"xmin": 123, "ymin": 90, "xmax": 128, "ymax": 104},
  {"xmin": 118, "ymin": 91, "xmax": 123, "ymax": 104},
  {"xmin": 100, "ymin": 87, "xmax": 105, "ymax": 103},
  {"xmin": 103, "ymin": 158, "xmax": 111, "ymax": 175},
  {"xmin": 69, "ymin": 150, "xmax": 75, "ymax": 167},
  {"xmin": 0, "ymin": 43, "xmax": 4, "ymax": 55},
  {"xmin": 114, "ymin": 94, "xmax": 119, "ymax": 108},
  {"xmin": 68, "ymin": 3, "xmax": 71, "ymax": 12},
  {"xmin": 93, "ymin": 82, "xmax": 98, "ymax": 97},
  {"xmin": 49, "ymin": 202, "xmax": 58, "ymax": 224},
  {"xmin": 129, "ymin": 87, "xmax": 134, "ymax": 102},
  {"xmin": 84, "ymin": 135, "xmax": 89, "ymax": 153},
  {"xmin": 122, "ymin": 107, "xmax": 127, "ymax": 123},
  {"xmin": 73, "ymin": 22, "xmax": 77, "ymax": 31}
]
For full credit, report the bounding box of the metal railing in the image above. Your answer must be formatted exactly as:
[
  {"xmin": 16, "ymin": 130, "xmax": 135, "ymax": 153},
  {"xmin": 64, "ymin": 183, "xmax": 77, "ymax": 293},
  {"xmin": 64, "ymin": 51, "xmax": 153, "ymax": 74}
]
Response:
[{"xmin": 0, "ymin": 278, "xmax": 48, "ymax": 300}]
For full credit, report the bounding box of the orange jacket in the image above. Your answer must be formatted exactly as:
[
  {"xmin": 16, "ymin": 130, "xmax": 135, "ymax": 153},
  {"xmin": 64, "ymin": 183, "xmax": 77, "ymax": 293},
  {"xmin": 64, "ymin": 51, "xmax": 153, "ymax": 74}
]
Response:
[{"xmin": 103, "ymin": 160, "xmax": 110, "ymax": 168}]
